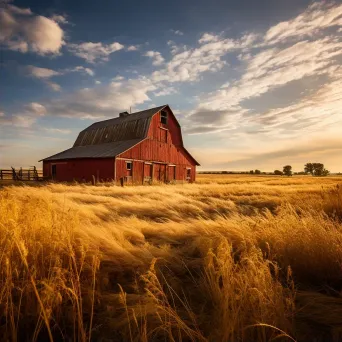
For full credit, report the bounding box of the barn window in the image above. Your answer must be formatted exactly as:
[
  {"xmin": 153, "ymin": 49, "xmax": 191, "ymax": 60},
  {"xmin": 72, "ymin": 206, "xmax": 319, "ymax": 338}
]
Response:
[
  {"xmin": 126, "ymin": 162, "xmax": 132, "ymax": 170},
  {"xmin": 161, "ymin": 110, "xmax": 168, "ymax": 124}
]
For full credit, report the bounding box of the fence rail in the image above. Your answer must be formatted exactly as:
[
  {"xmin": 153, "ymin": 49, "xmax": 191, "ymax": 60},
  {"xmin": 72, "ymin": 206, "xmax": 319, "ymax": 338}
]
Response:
[{"xmin": 0, "ymin": 167, "xmax": 44, "ymax": 181}]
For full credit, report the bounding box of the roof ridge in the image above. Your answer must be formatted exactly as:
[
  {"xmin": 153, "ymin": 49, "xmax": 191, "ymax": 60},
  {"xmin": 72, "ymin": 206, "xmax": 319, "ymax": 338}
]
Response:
[{"xmin": 86, "ymin": 104, "xmax": 168, "ymax": 129}]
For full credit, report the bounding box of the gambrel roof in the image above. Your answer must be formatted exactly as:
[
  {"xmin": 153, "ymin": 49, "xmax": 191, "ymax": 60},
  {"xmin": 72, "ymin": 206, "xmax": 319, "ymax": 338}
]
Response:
[{"xmin": 73, "ymin": 105, "xmax": 167, "ymax": 147}]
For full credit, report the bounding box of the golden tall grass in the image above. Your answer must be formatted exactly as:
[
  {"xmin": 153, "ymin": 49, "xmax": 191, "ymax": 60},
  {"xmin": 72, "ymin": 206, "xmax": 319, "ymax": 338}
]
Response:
[{"xmin": 0, "ymin": 175, "xmax": 342, "ymax": 341}]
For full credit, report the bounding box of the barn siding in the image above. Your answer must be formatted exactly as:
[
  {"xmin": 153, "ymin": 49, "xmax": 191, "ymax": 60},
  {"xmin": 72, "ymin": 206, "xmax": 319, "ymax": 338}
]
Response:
[
  {"xmin": 147, "ymin": 108, "xmax": 183, "ymax": 146},
  {"xmin": 43, "ymin": 158, "xmax": 115, "ymax": 182}
]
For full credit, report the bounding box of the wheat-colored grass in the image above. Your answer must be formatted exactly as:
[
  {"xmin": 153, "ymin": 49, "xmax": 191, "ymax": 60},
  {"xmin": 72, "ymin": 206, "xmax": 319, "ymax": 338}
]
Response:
[{"xmin": 0, "ymin": 175, "xmax": 342, "ymax": 341}]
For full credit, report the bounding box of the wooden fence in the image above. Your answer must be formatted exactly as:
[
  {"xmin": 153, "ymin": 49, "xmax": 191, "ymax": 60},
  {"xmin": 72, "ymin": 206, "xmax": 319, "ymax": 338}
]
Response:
[{"xmin": 0, "ymin": 167, "xmax": 44, "ymax": 181}]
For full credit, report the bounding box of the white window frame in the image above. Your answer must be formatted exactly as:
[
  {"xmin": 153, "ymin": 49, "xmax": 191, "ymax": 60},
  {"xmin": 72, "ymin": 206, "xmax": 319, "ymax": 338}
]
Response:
[{"xmin": 126, "ymin": 161, "xmax": 132, "ymax": 170}]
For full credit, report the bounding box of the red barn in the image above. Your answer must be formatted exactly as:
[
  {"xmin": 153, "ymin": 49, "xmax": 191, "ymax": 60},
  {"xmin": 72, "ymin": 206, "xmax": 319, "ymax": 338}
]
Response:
[{"xmin": 40, "ymin": 105, "xmax": 200, "ymax": 184}]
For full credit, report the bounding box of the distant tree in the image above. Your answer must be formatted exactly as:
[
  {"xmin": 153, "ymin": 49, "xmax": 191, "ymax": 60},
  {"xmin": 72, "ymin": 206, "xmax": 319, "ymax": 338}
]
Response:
[
  {"xmin": 250, "ymin": 170, "xmax": 254, "ymax": 174},
  {"xmin": 313, "ymin": 163, "xmax": 324, "ymax": 176},
  {"xmin": 274, "ymin": 170, "xmax": 283, "ymax": 175},
  {"xmin": 304, "ymin": 163, "xmax": 314, "ymax": 175},
  {"xmin": 283, "ymin": 165, "xmax": 292, "ymax": 176},
  {"xmin": 255, "ymin": 169, "xmax": 261, "ymax": 175},
  {"xmin": 305, "ymin": 163, "xmax": 330, "ymax": 176},
  {"xmin": 322, "ymin": 168, "xmax": 330, "ymax": 176}
]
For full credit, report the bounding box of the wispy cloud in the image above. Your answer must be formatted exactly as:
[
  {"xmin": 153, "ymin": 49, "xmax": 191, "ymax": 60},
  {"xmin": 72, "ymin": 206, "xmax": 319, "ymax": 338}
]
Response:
[
  {"xmin": 151, "ymin": 32, "xmax": 255, "ymax": 83},
  {"xmin": 32, "ymin": 77, "xmax": 156, "ymax": 119},
  {"xmin": 153, "ymin": 87, "xmax": 178, "ymax": 97},
  {"xmin": 25, "ymin": 102, "xmax": 47, "ymax": 116},
  {"xmin": 187, "ymin": 2, "xmax": 342, "ymax": 135},
  {"xmin": 68, "ymin": 41, "xmax": 124, "ymax": 63},
  {"xmin": 50, "ymin": 14, "xmax": 69, "ymax": 24},
  {"xmin": 25, "ymin": 65, "xmax": 95, "ymax": 91},
  {"xmin": 43, "ymin": 127, "xmax": 72, "ymax": 134},
  {"xmin": 170, "ymin": 29, "xmax": 184, "ymax": 36},
  {"xmin": 264, "ymin": 2, "xmax": 342, "ymax": 45}
]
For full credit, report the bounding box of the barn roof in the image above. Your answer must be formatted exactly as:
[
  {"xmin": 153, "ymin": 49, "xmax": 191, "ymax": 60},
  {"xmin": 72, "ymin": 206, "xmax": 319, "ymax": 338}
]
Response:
[
  {"xmin": 40, "ymin": 105, "xmax": 167, "ymax": 161},
  {"xmin": 73, "ymin": 105, "xmax": 167, "ymax": 147},
  {"xmin": 40, "ymin": 139, "xmax": 143, "ymax": 161},
  {"xmin": 40, "ymin": 104, "xmax": 199, "ymax": 165}
]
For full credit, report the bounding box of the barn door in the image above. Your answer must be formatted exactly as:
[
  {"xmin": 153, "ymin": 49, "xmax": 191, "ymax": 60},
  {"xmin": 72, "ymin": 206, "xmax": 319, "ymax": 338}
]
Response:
[
  {"xmin": 153, "ymin": 164, "xmax": 159, "ymax": 182},
  {"xmin": 144, "ymin": 163, "xmax": 152, "ymax": 183},
  {"xmin": 153, "ymin": 164, "xmax": 166, "ymax": 182},
  {"xmin": 168, "ymin": 165, "xmax": 176, "ymax": 182},
  {"xmin": 159, "ymin": 164, "xmax": 166, "ymax": 182},
  {"xmin": 51, "ymin": 164, "xmax": 57, "ymax": 180}
]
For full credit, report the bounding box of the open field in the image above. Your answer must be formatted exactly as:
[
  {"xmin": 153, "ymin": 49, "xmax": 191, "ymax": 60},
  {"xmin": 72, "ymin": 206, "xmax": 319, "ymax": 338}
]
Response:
[{"xmin": 1, "ymin": 174, "xmax": 342, "ymax": 341}]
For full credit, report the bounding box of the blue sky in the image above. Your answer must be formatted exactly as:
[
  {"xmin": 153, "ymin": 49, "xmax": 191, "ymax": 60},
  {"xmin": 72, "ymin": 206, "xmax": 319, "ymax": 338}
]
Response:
[{"xmin": 1, "ymin": 0, "xmax": 342, "ymax": 171}]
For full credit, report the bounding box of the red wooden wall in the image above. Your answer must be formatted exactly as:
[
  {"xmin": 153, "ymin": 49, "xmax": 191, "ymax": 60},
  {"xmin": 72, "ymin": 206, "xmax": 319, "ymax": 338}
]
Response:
[
  {"xmin": 43, "ymin": 158, "xmax": 115, "ymax": 182},
  {"xmin": 147, "ymin": 107, "xmax": 183, "ymax": 146},
  {"xmin": 116, "ymin": 109, "xmax": 197, "ymax": 182}
]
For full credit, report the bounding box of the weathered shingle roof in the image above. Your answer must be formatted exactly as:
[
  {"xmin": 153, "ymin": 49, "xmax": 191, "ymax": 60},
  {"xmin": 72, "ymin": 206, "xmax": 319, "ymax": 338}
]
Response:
[
  {"xmin": 40, "ymin": 139, "xmax": 143, "ymax": 161},
  {"xmin": 73, "ymin": 105, "xmax": 167, "ymax": 147},
  {"xmin": 40, "ymin": 105, "xmax": 167, "ymax": 161}
]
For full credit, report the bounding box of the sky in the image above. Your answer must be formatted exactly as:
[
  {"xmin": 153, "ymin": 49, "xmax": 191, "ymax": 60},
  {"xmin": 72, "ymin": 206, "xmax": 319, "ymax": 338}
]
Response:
[{"xmin": 0, "ymin": 0, "xmax": 342, "ymax": 172}]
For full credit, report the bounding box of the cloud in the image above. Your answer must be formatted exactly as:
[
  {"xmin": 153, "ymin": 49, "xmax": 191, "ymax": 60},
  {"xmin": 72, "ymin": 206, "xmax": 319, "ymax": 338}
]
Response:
[
  {"xmin": 220, "ymin": 81, "xmax": 230, "ymax": 88},
  {"xmin": 69, "ymin": 66, "xmax": 94, "ymax": 76},
  {"xmin": 112, "ymin": 75, "xmax": 124, "ymax": 81},
  {"xmin": 186, "ymin": 2, "xmax": 342, "ymax": 135},
  {"xmin": 26, "ymin": 65, "xmax": 61, "ymax": 78},
  {"xmin": 153, "ymin": 87, "xmax": 178, "ymax": 96},
  {"xmin": 11, "ymin": 115, "xmax": 37, "ymax": 127},
  {"xmin": 0, "ymin": 3, "xmax": 64, "ymax": 55},
  {"xmin": 184, "ymin": 108, "xmax": 244, "ymax": 134},
  {"xmin": 150, "ymin": 32, "xmax": 256, "ymax": 83},
  {"xmin": 50, "ymin": 14, "xmax": 68, "ymax": 24},
  {"xmin": 200, "ymin": 38, "xmax": 342, "ymax": 112},
  {"xmin": 127, "ymin": 45, "xmax": 139, "ymax": 51},
  {"xmin": 5, "ymin": 4, "xmax": 32, "ymax": 15},
  {"xmin": 210, "ymin": 138, "xmax": 342, "ymax": 171},
  {"xmin": 144, "ymin": 50, "xmax": 165, "ymax": 66},
  {"xmin": 170, "ymin": 29, "xmax": 184, "ymax": 36},
  {"xmin": 0, "ymin": 101, "xmax": 48, "ymax": 128},
  {"xmin": 25, "ymin": 65, "xmax": 95, "ymax": 91},
  {"xmin": 68, "ymin": 41, "xmax": 124, "ymax": 63},
  {"xmin": 26, "ymin": 65, "xmax": 62, "ymax": 91},
  {"xmin": 43, "ymin": 128, "xmax": 71, "ymax": 134},
  {"xmin": 198, "ymin": 33, "xmax": 219, "ymax": 44},
  {"xmin": 246, "ymin": 75, "xmax": 342, "ymax": 133},
  {"xmin": 25, "ymin": 102, "xmax": 47, "ymax": 116},
  {"xmin": 46, "ymin": 81, "xmax": 61, "ymax": 91},
  {"xmin": 95, "ymin": 80, "xmax": 101, "ymax": 84},
  {"xmin": 264, "ymin": 2, "xmax": 342, "ymax": 45},
  {"xmin": 35, "ymin": 77, "xmax": 156, "ymax": 119},
  {"xmin": 0, "ymin": 113, "xmax": 37, "ymax": 128}
]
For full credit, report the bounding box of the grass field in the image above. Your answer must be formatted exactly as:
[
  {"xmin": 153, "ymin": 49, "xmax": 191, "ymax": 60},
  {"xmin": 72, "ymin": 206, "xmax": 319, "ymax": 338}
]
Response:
[{"xmin": 1, "ymin": 174, "xmax": 342, "ymax": 341}]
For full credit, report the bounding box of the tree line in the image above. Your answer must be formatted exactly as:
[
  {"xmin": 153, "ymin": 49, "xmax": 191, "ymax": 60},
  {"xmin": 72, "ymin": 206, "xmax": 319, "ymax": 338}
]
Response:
[{"xmin": 274, "ymin": 163, "xmax": 330, "ymax": 176}]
